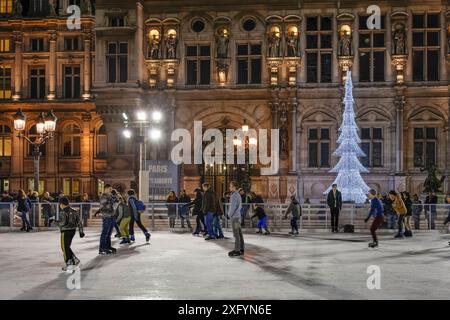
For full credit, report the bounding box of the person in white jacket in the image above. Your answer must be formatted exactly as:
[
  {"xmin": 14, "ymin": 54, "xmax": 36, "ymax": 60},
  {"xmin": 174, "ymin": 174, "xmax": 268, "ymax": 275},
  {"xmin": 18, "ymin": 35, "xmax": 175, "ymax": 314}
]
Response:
[{"xmin": 227, "ymin": 181, "xmax": 244, "ymax": 257}]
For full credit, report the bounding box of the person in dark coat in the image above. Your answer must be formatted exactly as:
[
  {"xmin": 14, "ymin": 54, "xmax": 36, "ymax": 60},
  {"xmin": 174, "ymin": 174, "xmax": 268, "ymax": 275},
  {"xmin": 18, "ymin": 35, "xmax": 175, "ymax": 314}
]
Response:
[
  {"xmin": 166, "ymin": 191, "xmax": 178, "ymax": 228},
  {"xmin": 17, "ymin": 189, "xmax": 33, "ymax": 232},
  {"xmin": 41, "ymin": 192, "xmax": 55, "ymax": 227},
  {"xmin": 424, "ymin": 192, "xmax": 438, "ymax": 230},
  {"xmin": 186, "ymin": 188, "xmax": 204, "ymax": 235},
  {"xmin": 178, "ymin": 190, "xmax": 192, "ymax": 229},
  {"xmin": 285, "ymin": 195, "xmax": 302, "ymax": 235},
  {"xmin": 326, "ymin": 184, "xmax": 342, "ymax": 233}
]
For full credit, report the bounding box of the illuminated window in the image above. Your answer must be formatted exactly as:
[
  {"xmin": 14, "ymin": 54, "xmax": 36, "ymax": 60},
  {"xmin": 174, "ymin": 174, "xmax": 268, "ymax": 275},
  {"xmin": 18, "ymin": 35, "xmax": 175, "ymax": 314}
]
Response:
[
  {"xmin": 0, "ymin": 66, "xmax": 11, "ymax": 99},
  {"xmin": 0, "ymin": 124, "xmax": 11, "ymax": 157},
  {"xmin": 63, "ymin": 178, "xmax": 80, "ymax": 197},
  {"xmin": 62, "ymin": 124, "xmax": 81, "ymax": 157},
  {"xmin": 0, "ymin": 0, "xmax": 12, "ymax": 14},
  {"xmin": 27, "ymin": 178, "xmax": 45, "ymax": 195},
  {"xmin": 0, "ymin": 39, "xmax": 11, "ymax": 52}
]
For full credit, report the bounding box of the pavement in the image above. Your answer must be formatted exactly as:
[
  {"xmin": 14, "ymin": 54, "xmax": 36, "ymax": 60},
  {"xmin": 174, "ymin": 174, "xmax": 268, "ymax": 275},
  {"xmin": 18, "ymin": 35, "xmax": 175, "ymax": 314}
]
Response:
[{"xmin": 0, "ymin": 229, "xmax": 448, "ymax": 300}]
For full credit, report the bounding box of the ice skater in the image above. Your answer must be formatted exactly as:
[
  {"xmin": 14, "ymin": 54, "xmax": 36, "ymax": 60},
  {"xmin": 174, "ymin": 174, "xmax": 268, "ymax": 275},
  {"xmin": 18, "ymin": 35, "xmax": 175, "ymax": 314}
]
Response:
[
  {"xmin": 16, "ymin": 189, "xmax": 33, "ymax": 232},
  {"xmin": 128, "ymin": 189, "xmax": 151, "ymax": 243},
  {"xmin": 285, "ymin": 195, "xmax": 302, "ymax": 235},
  {"xmin": 227, "ymin": 181, "xmax": 244, "ymax": 257},
  {"xmin": 251, "ymin": 204, "xmax": 270, "ymax": 235},
  {"xmin": 116, "ymin": 194, "xmax": 131, "ymax": 244},
  {"xmin": 364, "ymin": 189, "xmax": 384, "ymax": 248},
  {"xmin": 56, "ymin": 197, "xmax": 85, "ymax": 271},
  {"xmin": 96, "ymin": 184, "xmax": 117, "ymax": 254},
  {"xmin": 389, "ymin": 190, "xmax": 407, "ymax": 239}
]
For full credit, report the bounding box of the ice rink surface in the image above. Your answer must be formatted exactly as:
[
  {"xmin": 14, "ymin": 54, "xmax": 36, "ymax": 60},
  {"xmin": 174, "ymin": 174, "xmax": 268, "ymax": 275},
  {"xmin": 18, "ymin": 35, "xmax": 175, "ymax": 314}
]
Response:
[{"xmin": 0, "ymin": 229, "xmax": 448, "ymax": 300}]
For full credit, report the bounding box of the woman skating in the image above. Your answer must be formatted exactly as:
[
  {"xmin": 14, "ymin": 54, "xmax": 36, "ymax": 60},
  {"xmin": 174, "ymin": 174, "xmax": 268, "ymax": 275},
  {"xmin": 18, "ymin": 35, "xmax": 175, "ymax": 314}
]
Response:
[
  {"xmin": 389, "ymin": 190, "xmax": 407, "ymax": 239},
  {"xmin": 166, "ymin": 191, "xmax": 178, "ymax": 228},
  {"xmin": 17, "ymin": 189, "xmax": 33, "ymax": 232}
]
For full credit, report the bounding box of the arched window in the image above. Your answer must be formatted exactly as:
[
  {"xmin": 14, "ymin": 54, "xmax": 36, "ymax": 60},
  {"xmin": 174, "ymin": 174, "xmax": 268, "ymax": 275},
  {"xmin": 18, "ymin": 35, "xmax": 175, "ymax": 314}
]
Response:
[
  {"xmin": 62, "ymin": 123, "xmax": 81, "ymax": 157},
  {"xmin": 96, "ymin": 125, "xmax": 107, "ymax": 157},
  {"xmin": 0, "ymin": 124, "xmax": 11, "ymax": 157},
  {"xmin": 27, "ymin": 125, "xmax": 46, "ymax": 156}
]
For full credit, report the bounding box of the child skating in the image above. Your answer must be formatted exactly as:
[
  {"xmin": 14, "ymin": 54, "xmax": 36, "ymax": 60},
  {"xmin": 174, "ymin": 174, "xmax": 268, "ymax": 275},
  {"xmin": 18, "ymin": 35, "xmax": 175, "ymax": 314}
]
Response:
[{"xmin": 251, "ymin": 205, "xmax": 270, "ymax": 235}]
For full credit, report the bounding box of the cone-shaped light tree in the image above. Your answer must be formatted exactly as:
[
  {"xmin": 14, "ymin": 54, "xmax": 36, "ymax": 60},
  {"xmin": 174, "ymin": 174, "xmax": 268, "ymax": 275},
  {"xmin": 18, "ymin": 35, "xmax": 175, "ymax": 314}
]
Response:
[{"xmin": 325, "ymin": 71, "xmax": 370, "ymax": 203}]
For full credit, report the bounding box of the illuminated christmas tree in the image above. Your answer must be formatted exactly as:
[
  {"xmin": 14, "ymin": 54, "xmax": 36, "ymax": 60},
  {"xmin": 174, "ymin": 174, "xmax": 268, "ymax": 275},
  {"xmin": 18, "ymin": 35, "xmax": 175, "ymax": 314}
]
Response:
[{"xmin": 325, "ymin": 71, "xmax": 370, "ymax": 203}]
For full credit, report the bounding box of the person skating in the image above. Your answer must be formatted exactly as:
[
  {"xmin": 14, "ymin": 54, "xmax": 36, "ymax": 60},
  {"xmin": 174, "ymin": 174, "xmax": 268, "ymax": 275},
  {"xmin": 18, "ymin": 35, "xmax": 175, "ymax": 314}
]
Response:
[
  {"xmin": 201, "ymin": 183, "xmax": 221, "ymax": 240},
  {"xmin": 227, "ymin": 181, "xmax": 244, "ymax": 257},
  {"xmin": 402, "ymin": 192, "xmax": 413, "ymax": 237},
  {"xmin": 364, "ymin": 189, "xmax": 384, "ymax": 248},
  {"xmin": 16, "ymin": 189, "xmax": 33, "ymax": 232},
  {"xmin": 166, "ymin": 191, "xmax": 178, "ymax": 228},
  {"xmin": 213, "ymin": 199, "xmax": 225, "ymax": 239},
  {"xmin": 96, "ymin": 184, "xmax": 117, "ymax": 254},
  {"xmin": 424, "ymin": 192, "xmax": 438, "ymax": 230},
  {"xmin": 41, "ymin": 192, "xmax": 55, "ymax": 227},
  {"xmin": 326, "ymin": 184, "xmax": 342, "ymax": 233},
  {"xmin": 115, "ymin": 194, "xmax": 131, "ymax": 244},
  {"xmin": 251, "ymin": 204, "xmax": 270, "ymax": 235},
  {"xmin": 239, "ymin": 188, "xmax": 250, "ymax": 228},
  {"xmin": 285, "ymin": 195, "xmax": 302, "ymax": 235},
  {"xmin": 186, "ymin": 188, "xmax": 205, "ymax": 236},
  {"xmin": 389, "ymin": 190, "xmax": 407, "ymax": 239},
  {"xmin": 412, "ymin": 194, "xmax": 423, "ymax": 230},
  {"xmin": 127, "ymin": 189, "xmax": 151, "ymax": 243},
  {"xmin": 56, "ymin": 197, "xmax": 85, "ymax": 271},
  {"xmin": 178, "ymin": 190, "xmax": 192, "ymax": 230}
]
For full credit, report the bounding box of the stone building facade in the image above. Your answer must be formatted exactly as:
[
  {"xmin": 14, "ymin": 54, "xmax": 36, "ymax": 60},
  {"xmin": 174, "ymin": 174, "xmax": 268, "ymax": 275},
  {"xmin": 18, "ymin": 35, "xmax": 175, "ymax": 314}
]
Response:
[{"xmin": 1, "ymin": 0, "xmax": 449, "ymax": 202}]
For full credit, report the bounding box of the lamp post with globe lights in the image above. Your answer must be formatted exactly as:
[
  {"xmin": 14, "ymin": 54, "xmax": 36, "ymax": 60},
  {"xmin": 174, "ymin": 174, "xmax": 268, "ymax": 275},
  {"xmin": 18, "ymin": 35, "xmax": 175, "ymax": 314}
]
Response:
[
  {"xmin": 13, "ymin": 109, "xmax": 57, "ymax": 193},
  {"xmin": 122, "ymin": 110, "xmax": 163, "ymax": 199},
  {"xmin": 233, "ymin": 120, "xmax": 257, "ymax": 192}
]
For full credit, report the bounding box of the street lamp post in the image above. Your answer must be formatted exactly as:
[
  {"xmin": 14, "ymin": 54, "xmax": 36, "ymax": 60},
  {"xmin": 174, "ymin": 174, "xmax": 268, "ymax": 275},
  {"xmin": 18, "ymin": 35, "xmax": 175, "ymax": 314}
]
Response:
[
  {"xmin": 122, "ymin": 110, "xmax": 162, "ymax": 200},
  {"xmin": 233, "ymin": 121, "xmax": 257, "ymax": 192},
  {"xmin": 13, "ymin": 109, "xmax": 57, "ymax": 193}
]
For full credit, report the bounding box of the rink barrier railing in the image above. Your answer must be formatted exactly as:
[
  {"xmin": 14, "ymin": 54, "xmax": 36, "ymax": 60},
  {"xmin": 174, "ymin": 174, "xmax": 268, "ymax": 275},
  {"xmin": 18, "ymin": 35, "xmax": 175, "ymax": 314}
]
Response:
[{"xmin": 0, "ymin": 202, "xmax": 449, "ymax": 232}]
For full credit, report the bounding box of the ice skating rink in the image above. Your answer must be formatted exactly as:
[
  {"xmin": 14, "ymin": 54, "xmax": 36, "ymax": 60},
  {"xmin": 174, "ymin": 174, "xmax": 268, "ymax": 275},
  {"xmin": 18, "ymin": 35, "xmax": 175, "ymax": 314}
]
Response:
[{"xmin": 0, "ymin": 229, "xmax": 448, "ymax": 300}]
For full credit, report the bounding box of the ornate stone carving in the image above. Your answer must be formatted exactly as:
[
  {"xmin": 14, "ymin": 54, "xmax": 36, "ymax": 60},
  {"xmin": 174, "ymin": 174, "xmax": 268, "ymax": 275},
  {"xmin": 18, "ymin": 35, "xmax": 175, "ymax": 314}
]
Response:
[
  {"xmin": 392, "ymin": 23, "xmax": 407, "ymax": 55},
  {"xmin": 165, "ymin": 32, "xmax": 178, "ymax": 59},
  {"xmin": 286, "ymin": 29, "xmax": 299, "ymax": 57},
  {"xmin": 391, "ymin": 55, "xmax": 407, "ymax": 85},
  {"xmin": 49, "ymin": 0, "xmax": 57, "ymax": 17},
  {"xmin": 216, "ymin": 28, "xmax": 229, "ymax": 59},
  {"xmin": 12, "ymin": 0, "xmax": 23, "ymax": 17},
  {"xmin": 338, "ymin": 31, "xmax": 352, "ymax": 56},
  {"xmin": 81, "ymin": 0, "xmax": 93, "ymax": 16},
  {"xmin": 267, "ymin": 30, "xmax": 281, "ymax": 58},
  {"xmin": 144, "ymin": 60, "xmax": 161, "ymax": 88}
]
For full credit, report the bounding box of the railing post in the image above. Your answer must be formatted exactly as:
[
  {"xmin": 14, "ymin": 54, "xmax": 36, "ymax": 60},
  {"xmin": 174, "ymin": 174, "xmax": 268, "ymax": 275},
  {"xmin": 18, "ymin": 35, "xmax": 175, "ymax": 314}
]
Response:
[
  {"xmin": 152, "ymin": 203, "xmax": 155, "ymax": 231},
  {"xmin": 10, "ymin": 202, "xmax": 14, "ymax": 228}
]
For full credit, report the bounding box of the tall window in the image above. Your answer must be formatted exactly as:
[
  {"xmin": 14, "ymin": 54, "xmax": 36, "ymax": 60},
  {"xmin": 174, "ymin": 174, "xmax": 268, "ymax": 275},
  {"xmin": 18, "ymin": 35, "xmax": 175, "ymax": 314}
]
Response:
[
  {"xmin": 186, "ymin": 45, "xmax": 211, "ymax": 85},
  {"xmin": 412, "ymin": 13, "xmax": 440, "ymax": 81},
  {"xmin": 27, "ymin": 125, "xmax": 46, "ymax": 156},
  {"xmin": 62, "ymin": 124, "xmax": 81, "ymax": 157},
  {"xmin": 0, "ymin": 0, "xmax": 12, "ymax": 14},
  {"xmin": 30, "ymin": 38, "xmax": 44, "ymax": 52},
  {"xmin": 305, "ymin": 16, "xmax": 333, "ymax": 83},
  {"xmin": 96, "ymin": 125, "xmax": 107, "ymax": 157},
  {"xmin": 64, "ymin": 38, "xmax": 79, "ymax": 51},
  {"xmin": 63, "ymin": 66, "xmax": 81, "ymax": 98},
  {"xmin": 414, "ymin": 127, "xmax": 437, "ymax": 167},
  {"xmin": 359, "ymin": 15, "xmax": 386, "ymax": 82},
  {"xmin": 236, "ymin": 43, "xmax": 262, "ymax": 84},
  {"xmin": 27, "ymin": 178, "xmax": 44, "ymax": 195},
  {"xmin": 0, "ymin": 66, "xmax": 11, "ymax": 99},
  {"xmin": 63, "ymin": 178, "xmax": 80, "ymax": 197},
  {"xmin": 107, "ymin": 42, "xmax": 128, "ymax": 83},
  {"xmin": 30, "ymin": 67, "xmax": 45, "ymax": 99},
  {"xmin": 308, "ymin": 128, "xmax": 330, "ymax": 167},
  {"xmin": 361, "ymin": 128, "xmax": 383, "ymax": 167},
  {"xmin": 0, "ymin": 124, "xmax": 11, "ymax": 157},
  {"xmin": 0, "ymin": 38, "xmax": 11, "ymax": 52}
]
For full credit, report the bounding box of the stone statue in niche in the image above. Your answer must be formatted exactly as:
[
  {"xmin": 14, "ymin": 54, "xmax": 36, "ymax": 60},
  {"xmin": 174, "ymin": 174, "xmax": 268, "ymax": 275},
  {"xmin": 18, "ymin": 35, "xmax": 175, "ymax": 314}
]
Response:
[
  {"xmin": 149, "ymin": 34, "xmax": 160, "ymax": 59},
  {"xmin": 280, "ymin": 125, "xmax": 288, "ymax": 156},
  {"xmin": 216, "ymin": 29, "xmax": 229, "ymax": 58},
  {"xmin": 49, "ymin": 0, "xmax": 57, "ymax": 16},
  {"xmin": 166, "ymin": 33, "xmax": 178, "ymax": 59},
  {"xmin": 339, "ymin": 31, "xmax": 352, "ymax": 56},
  {"xmin": 286, "ymin": 30, "xmax": 299, "ymax": 57},
  {"xmin": 392, "ymin": 24, "xmax": 406, "ymax": 55},
  {"xmin": 268, "ymin": 31, "xmax": 281, "ymax": 57},
  {"xmin": 12, "ymin": 0, "xmax": 23, "ymax": 17},
  {"xmin": 81, "ymin": 0, "xmax": 92, "ymax": 15}
]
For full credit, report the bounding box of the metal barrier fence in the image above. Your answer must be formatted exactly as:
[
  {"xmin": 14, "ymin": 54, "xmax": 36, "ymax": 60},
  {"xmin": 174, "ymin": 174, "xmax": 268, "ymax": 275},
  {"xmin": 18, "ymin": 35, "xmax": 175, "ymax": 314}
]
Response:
[{"xmin": 1, "ymin": 201, "xmax": 449, "ymax": 231}]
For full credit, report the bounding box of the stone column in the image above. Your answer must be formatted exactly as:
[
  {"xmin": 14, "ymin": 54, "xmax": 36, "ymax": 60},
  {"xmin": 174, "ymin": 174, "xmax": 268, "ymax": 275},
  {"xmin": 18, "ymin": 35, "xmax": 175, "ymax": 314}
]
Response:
[
  {"xmin": 289, "ymin": 97, "xmax": 298, "ymax": 174},
  {"xmin": 385, "ymin": 12, "xmax": 393, "ymax": 81},
  {"xmin": 82, "ymin": 30, "xmax": 92, "ymax": 99},
  {"xmin": 81, "ymin": 113, "xmax": 92, "ymax": 178},
  {"xmin": 331, "ymin": 11, "xmax": 339, "ymax": 83},
  {"xmin": 47, "ymin": 31, "xmax": 57, "ymax": 100},
  {"xmin": 395, "ymin": 95, "xmax": 405, "ymax": 173},
  {"xmin": 12, "ymin": 32, "xmax": 23, "ymax": 101},
  {"xmin": 136, "ymin": 1, "xmax": 146, "ymax": 85}
]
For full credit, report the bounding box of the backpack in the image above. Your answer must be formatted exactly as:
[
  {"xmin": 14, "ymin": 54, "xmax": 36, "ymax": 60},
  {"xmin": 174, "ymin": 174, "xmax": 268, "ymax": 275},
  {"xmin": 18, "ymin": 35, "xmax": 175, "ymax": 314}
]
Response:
[{"xmin": 135, "ymin": 199, "xmax": 146, "ymax": 212}]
